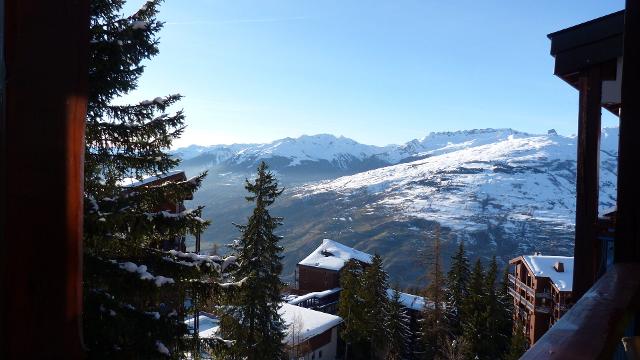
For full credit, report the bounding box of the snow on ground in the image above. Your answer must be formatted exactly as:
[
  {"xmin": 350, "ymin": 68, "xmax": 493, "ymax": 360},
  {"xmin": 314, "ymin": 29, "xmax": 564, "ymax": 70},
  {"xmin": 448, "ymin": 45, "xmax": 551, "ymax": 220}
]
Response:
[
  {"xmin": 522, "ymin": 255, "xmax": 574, "ymax": 291},
  {"xmin": 185, "ymin": 313, "xmax": 221, "ymax": 339},
  {"xmin": 298, "ymin": 239, "xmax": 374, "ymax": 271}
]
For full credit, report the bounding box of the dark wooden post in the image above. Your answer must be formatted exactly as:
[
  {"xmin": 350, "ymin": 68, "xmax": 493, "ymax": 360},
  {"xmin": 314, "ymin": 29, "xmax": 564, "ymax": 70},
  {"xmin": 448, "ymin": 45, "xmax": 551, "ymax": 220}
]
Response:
[
  {"xmin": 0, "ymin": 0, "xmax": 88, "ymax": 358},
  {"xmin": 572, "ymin": 65, "xmax": 602, "ymax": 301},
  {"xmin": 614, "ymin": 0, "xmax": 640, "ymax": 264}
]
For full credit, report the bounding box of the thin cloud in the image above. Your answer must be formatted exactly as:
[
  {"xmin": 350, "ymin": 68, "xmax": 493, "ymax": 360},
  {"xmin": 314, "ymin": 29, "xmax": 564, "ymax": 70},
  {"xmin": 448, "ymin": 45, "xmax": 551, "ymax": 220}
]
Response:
[{"xmin": 165, "ymin": 16, "xmax": 309, "ymax": 26}]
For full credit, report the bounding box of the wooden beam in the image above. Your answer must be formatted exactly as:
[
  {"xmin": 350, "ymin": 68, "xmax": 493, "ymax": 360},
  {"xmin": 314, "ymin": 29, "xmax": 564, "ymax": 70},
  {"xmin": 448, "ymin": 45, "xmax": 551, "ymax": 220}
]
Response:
[
  {"xmin": 521, "ymin": 263, "xmax": 640, "ymax": 360},
  {"xmin": 614, "ymin": 0, "xmax": 640, "ymax": 264},
  {"xmin": 572, "ymin": 66, "xmax": 602, "ymax": 300},
  {"xmin": 0, "ymin": 0, "xmax": 88, "ymax": 358}
]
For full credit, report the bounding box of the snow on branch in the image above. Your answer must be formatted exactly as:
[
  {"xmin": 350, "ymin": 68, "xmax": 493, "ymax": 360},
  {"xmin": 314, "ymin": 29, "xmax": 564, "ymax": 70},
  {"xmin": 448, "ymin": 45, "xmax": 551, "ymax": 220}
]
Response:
[
  {"xmin": 155, "ymin": 340, "xmax": 170, "ymax": 356},
  {"xmin": 145, "ymin": 209, "xmax": 206, "ymax": 223},
  {"xmin": 218, "ymin": 277, "xmax": 248, "ymax": 288},
  {"xmin": 114, "ymin": 261, "xmax": 175, "ymax": 287},
  {"xmin": 131, "ymin": 20, "xmax": 149, "ymax": 30},
  {"xmin": 161, "ymin": 250, "xmax": 238, "ymax": 276},
  {"xmin": 221, "ymin": 255, "xmax": 237, "ymax": 272}
]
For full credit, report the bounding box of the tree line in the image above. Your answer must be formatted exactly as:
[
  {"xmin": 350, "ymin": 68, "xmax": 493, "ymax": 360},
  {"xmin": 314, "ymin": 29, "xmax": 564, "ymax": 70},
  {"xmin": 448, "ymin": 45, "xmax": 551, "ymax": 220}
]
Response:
[{"xmin": 338, "ymin": 233, "xmax": 528, "ymax": 360}]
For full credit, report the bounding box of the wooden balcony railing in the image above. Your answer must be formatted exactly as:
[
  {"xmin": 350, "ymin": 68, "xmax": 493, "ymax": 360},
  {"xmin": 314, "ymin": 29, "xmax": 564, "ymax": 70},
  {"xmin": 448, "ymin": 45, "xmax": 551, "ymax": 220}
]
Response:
[
  {"xmin": 521, "ymin": 263, "xmax": 640, "ymax": 360},
  {"xmin": 509, "ymin": 287, "xmax": 534, "ymax": 312},
  {"xmin": 509, "ymin": 274, "xmax": 535, "ymax": 297}
]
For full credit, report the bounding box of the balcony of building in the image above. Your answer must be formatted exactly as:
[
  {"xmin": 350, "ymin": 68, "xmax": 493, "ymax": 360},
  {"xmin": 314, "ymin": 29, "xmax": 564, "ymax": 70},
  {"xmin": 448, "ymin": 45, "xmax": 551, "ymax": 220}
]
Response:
[{"xmin": 521, "ymin": 2, "xmax": 640, "ymax": 358}]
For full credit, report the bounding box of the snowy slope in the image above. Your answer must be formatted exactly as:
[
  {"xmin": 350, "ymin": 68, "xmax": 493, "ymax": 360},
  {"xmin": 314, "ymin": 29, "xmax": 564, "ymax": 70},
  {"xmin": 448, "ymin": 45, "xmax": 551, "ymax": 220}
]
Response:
[{"xmin": 294, "ymin": 128, "xmax": 618, "ymax": 236}]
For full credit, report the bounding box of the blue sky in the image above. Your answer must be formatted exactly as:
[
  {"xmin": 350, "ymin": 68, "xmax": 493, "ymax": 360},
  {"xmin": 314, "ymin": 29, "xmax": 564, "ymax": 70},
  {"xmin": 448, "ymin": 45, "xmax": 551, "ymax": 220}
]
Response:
[{"xmin": 122, "ymin": 0, "xmax": 624, "ymax": 147}]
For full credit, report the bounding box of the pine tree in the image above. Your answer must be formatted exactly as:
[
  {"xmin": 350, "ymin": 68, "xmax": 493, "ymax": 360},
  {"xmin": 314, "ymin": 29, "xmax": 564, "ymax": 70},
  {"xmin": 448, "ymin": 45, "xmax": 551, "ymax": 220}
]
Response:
[
  {"xmin": 338, "ymin": 259, "xmax": 368, "ymax": 360},
  {"xmin": 445, "ymin": 241, "xmax": 471, "ymax": 337},
  {"xmin": 83, "ymin": 1, "xmax": 227, "ymax": 357},
  {"xmin": 496, "ymin": 266, "xmax": 514, "ymax": 358},
  {"xmin": 504, "ymin": 320, "xmax": 528, "ymax": 360},
  {"xmin": 460, "ymin": 259, "xmax": 488, "ymax": 359},
  {"xmin": 421, "ymin": 226, "xmax": 449, "ymax": 360},
  {"xmin": 219, "ymin": 162, "xmax": 287, "ymax": 360},
  {"xmin": 362, "ymin": 254, "xmax": 391, "ymax": 359},
  {"xmin": 483, "ymin": 257, "xmax": 502, "ymax": 357},
  {"xmin": 387, "ymin": 288, "xmax": 412, "ymax": 360}
]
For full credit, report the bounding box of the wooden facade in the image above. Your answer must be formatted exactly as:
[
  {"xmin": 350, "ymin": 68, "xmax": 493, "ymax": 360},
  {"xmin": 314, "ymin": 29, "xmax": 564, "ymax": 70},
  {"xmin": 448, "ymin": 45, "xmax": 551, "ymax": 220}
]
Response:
[{"xmin": 297, "ymin": 264, "xmax": 341, "ymax": 294}]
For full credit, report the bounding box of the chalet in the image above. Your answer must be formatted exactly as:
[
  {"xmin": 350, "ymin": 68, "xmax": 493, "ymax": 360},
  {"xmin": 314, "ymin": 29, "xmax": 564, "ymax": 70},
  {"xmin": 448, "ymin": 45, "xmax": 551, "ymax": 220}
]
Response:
[
  {"xmin": 186, "ymin": 305, "xmax": 343, "ymax": 360},
  {"xmin": 292, "ymin": 238, "xmax": 429, "ymax": 355},
  {"xmin": 297, "ymin": 239, "xmax": 373, "ymax": 294},
  {"xmin": 508, "ymin": 254, "xmax": 574, "ymax": 345}
]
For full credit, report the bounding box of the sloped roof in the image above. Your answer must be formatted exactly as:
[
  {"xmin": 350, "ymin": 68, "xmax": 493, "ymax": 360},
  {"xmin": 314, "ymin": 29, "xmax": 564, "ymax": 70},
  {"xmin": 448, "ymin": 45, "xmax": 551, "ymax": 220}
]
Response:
[
  {"xmin": 298, "ymin": 239, "xmax": 373, "ymax": 271},
  {"xmin": 186, "ymin": 305, "xmax": 342, "ymax": 344},
  {"xmin": 522, "ymin": 255, "xmax": 574, "ymax": 291},
  {"xmin": 280, "ymin": 303, "xmax": 343, "ymax": 342}
]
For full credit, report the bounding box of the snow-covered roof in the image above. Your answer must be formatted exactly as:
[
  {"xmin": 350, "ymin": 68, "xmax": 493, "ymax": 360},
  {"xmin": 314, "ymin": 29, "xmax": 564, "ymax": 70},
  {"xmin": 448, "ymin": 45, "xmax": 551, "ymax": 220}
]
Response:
[
  {"xmin": 522, "ymin": 255, "xmax": 574, "ymax": 291},
  {"xmin": 280, "ymin": 303, "xmax": 343, "ymax": 342},
  {"xmin": 120, "ymin": 170, "xmax": 185, "ymax": 188},
  {"xmin": 386, "ymin": 289, "xmax": 431, "ymax": 311},
  {"xmin": 185, "ymin": 305, "xmax": 342, "ymax": 344},
  {"xmin": 298, "ymin": 239, "xmax": 373, "ymax": 271}
]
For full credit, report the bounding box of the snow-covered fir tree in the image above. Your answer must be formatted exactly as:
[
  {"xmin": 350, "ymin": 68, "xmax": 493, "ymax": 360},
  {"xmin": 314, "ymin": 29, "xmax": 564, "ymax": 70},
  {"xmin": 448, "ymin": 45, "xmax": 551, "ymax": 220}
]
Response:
[
  {"xmin": 387, "ymin": 288, "xmax": 412, "ymax": 360},
  {"xmin": 219, "ymin": 162, "xmax": 287, "ymax": 360},
  {"xmin": 83, "ymin": 1, "xmax": 235, "ymax": 357}
]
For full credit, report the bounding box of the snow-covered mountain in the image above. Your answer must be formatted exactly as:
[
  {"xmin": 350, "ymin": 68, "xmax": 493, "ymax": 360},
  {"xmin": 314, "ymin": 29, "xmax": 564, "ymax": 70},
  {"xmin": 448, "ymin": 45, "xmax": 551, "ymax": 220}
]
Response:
[
  {"xmin": 180, "ymin": 127, "xmax": 619, "ymax": 286},
  {"xmin": 174, "ymin": 134, "xmax": 392, "ymax": 171},
  {"xmin": 175, "ymin": 128, "xmax": 551, "ymax": 173},
  {"xmin": 297, "ymin": 128, "xmax": 617, "ymax": 232}
]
